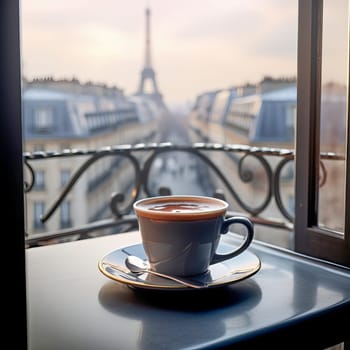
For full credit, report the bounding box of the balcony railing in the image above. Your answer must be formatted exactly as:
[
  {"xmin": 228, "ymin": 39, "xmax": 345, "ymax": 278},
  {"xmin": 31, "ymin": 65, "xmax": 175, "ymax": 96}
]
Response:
[{"xmin": 24, "ymin": 142, "xmax": 343, "ymax": 248}]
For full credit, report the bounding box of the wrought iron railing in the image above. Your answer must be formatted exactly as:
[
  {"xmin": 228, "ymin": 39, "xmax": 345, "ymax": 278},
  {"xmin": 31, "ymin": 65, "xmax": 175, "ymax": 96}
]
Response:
[{"xmin": 24, "ymin": 142, "xmax": 343, "ymax": 247}]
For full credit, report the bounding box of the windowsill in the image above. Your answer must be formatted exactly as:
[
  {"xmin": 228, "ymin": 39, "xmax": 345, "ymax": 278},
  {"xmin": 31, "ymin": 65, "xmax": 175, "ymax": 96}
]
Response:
[{"xmin": 26, "ymin": 231, "xmax": 350, "ymax": 349}]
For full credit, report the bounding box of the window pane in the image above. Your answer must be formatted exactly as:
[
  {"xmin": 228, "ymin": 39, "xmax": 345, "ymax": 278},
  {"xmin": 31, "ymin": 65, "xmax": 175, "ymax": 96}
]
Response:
[
  {"xmin": 60, "ymin": 201, "xmax": 71, "ymax": 228},
  {"xmin": 34, "ymin": 201, "xmax": 45, "ymax": 229},
  {"xmin": 34, "ymin": 170, "xmax": 45, "ymax": 190},
  {"xmin": 60, "ymin": 170, "xmax": 71, "ymax": 187},
  {"xmin": 318, "ymin": 0, "xmax": 348, "ymax": 233},
  {"xmin": 34, "ymin": 107, "xmax": 54, "ymax": 131}
]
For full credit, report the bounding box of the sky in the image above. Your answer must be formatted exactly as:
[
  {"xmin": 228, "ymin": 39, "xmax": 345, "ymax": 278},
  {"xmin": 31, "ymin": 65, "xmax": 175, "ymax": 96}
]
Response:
[{"xmin": 21, "ymin": 0, "xmax": 347, "ymax": 109}]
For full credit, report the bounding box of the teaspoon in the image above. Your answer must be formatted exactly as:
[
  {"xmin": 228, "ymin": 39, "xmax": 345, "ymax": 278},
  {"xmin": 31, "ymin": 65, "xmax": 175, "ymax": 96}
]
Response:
[{"xmin": 125, "ymin": 255, "xmax": 207, "ymax": 289}]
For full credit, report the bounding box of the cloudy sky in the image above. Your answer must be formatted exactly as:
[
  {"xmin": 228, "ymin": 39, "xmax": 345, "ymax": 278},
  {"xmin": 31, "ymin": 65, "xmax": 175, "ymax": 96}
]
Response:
[{"xmin": 21, "ymin": 0, "xmax": 347, "ymax": 108}]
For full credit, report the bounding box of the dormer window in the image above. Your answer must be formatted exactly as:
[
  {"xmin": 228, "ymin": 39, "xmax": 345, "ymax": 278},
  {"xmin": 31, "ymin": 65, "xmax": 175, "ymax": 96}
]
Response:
[{"xmin": 34, "ymin": 107, "xmax": 54, "ymax": 132}]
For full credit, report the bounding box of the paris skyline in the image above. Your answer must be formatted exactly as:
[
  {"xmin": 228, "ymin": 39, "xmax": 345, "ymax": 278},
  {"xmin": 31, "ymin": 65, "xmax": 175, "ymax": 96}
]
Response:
[{"xmin": 21, "ymin": 0, "xmax": 347, "ymax": 109}]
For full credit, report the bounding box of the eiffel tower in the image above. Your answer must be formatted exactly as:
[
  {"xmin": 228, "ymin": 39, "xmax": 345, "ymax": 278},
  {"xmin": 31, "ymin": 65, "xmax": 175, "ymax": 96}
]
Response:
[{"xmin": 136, "ymin": 7, "xmax": 164, "ymax": 106}]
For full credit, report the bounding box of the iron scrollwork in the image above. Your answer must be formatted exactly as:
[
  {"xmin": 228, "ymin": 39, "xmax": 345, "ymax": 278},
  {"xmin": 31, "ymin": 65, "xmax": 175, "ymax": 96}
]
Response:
[{"xmin": 24, "ymin": 142, "xmax": 342, "ymax": 246}]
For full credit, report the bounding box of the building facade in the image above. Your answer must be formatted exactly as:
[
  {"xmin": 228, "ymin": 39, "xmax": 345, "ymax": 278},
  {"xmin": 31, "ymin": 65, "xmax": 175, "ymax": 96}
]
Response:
[{"xmin": 23, "ymin": 78, "xmax": 162, "ymax": 238}]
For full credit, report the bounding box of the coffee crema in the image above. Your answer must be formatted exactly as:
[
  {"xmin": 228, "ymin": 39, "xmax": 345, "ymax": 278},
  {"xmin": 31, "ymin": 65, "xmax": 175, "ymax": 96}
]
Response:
[
  {"xmin": 148, "ymin": 202, "xmax": 214, "ymax": 213},
  {"xmin": 134, "ymin": 196, "xmax": 228, "ymax": 221}
]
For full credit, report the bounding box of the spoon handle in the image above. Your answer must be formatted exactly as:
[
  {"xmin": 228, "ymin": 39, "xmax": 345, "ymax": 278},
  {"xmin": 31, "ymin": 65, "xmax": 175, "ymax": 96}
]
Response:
[
  {"xmin": 144, "ymin": 269, "xmax": 207, "ymax": 289},
  {"xmin": 103, "ymin": 260, "xmax": 206, "ymax": 289}
]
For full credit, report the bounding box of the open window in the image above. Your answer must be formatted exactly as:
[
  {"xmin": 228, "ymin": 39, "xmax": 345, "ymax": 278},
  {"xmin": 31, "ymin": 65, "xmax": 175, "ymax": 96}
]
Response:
[{"xmin": 295, "ymin": 0, "xmax": 350, "ymax": 266}]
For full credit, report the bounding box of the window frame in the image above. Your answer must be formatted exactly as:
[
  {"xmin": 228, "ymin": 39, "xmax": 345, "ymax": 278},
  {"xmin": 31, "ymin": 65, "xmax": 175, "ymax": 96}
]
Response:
[
  {"xmin": 1, "ymin": 0, "xmax": 27, "ymax": 347},
  {"xmin": 295, "ymin": 0, "xmax": 350, "ymax": 266},
  {"xmin": 2, "ymin": 1, "xmax": 350, "ymax": 349}
]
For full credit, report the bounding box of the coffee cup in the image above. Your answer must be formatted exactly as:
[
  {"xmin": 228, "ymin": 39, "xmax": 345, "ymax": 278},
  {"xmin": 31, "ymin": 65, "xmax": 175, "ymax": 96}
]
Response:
[{"xmin": 133, "ymin": 195, "xmax": 254, "ymax": 277}]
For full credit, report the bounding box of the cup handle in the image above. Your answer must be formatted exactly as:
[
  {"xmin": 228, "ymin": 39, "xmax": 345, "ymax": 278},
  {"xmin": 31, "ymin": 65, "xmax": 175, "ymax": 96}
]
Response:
[{"xmin": 211, "ymin": 216, "xmax": 254, "ymax": 264}]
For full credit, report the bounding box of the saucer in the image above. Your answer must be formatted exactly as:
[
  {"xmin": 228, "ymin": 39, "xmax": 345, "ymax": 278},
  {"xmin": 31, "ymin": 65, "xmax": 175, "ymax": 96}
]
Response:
[{"xmin": 98, "ymin": 242, "xmax": 261, "ymax": 291}]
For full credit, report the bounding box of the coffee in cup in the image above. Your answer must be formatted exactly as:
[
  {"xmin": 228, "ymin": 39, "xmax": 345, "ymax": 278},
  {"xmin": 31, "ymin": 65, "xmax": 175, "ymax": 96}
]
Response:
[{"xmin": 133, "ymin": 195, "xmax": 254, "ymax": 277}]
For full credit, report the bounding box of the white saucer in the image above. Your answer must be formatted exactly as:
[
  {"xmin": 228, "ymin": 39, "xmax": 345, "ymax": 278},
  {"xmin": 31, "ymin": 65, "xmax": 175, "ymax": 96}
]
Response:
[{"xmin": 98, "ymin": 242, "xmax": 261, "ymax": 291}]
